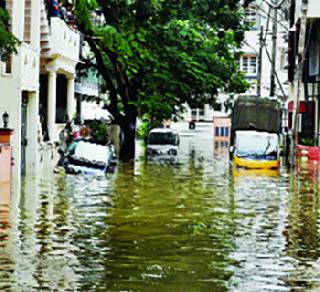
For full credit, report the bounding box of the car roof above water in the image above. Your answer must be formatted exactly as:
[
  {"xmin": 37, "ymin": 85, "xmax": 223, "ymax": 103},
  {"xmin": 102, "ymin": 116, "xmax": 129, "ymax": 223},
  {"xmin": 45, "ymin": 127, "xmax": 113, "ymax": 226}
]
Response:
[
  {"xmin": 149, "ymin": 128, "xmax": 178, "ymax": 134},
  {"xmin": 235, "ymin": 130, "xmax": 278, "ymax": 138}
]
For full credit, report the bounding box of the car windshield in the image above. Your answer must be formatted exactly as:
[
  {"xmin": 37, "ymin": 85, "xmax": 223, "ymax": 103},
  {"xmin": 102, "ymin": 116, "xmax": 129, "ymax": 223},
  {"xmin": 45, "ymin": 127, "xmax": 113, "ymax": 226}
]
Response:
[
  {"xmin": 148, "ymin": 132, "xmax": 178, "ymax": 145},
  {"xmin": 236, "ymin": 134, "xmax": 277, "ymax": 157}
]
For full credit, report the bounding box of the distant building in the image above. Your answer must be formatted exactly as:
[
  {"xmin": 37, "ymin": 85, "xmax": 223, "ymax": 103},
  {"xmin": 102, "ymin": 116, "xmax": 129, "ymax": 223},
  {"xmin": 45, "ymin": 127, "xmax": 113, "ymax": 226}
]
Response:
[{"xmin": 213, "ymin": 117, "xmax": 231, "ymax": 147}]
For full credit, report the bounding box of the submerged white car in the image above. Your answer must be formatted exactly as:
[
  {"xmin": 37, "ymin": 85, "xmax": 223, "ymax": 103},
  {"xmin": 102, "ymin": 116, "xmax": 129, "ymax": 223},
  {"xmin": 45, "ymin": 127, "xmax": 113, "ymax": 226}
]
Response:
[
  {"xmin": 147, "ymin": 128, "xmax": 180, "ymax": 158},
  {"xmin": 58, "ymin": 140, "xmax": 117, "ymax": 174}
]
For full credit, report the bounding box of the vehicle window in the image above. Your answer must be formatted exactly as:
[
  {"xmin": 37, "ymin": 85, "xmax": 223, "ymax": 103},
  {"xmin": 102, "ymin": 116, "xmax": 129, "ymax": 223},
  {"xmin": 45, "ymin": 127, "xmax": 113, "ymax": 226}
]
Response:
[
  {"xmin": 148, "ymin": 132, "xmax": 178, "ymax": 145},
  {"xmin": 236, "ymin": 135, "xmax": 277, "ymax": 157}
]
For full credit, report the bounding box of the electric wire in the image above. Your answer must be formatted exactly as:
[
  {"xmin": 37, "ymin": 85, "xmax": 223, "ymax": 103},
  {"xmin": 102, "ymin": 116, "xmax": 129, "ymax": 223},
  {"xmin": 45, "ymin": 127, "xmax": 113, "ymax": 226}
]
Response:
[
  {"xmin": 256, "ymin": 4, "xmax": 289, "ymax": 32},
  {"xmin": 258, "ymin": 4, "xmax": 288, "ymax": 100}
]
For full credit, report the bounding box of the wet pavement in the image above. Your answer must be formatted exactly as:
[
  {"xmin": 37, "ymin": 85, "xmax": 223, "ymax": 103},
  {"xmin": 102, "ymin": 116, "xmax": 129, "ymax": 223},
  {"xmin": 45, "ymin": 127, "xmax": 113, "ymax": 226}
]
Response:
[{"xmin": 1, "ymin": 122, "xmax": 320, "ymax": 291}]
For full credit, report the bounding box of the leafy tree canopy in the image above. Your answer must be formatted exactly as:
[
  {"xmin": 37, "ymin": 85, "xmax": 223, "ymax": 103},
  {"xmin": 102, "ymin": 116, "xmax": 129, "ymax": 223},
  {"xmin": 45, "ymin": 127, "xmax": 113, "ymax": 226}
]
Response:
[
  {"xmin": 0, "ymin": 3, "xmax": 19, "ymax": 61},
  {"xmin": 72, "ymin": 0, "xmax": 248, "ymax": 123}
]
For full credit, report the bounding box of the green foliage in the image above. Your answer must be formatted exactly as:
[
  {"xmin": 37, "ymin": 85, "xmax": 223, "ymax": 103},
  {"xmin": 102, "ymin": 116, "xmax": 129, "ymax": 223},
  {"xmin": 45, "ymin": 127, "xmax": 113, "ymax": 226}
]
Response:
[
  {"xmin": 95, "ymin": 122, "xmax": 109, "ymax": 144},
  {"xmin": 0, "ymin": 7, "xmax": 19, "ymax": 61},
  {"xmin": 85, "ymin": 120, "xmax": 109, "ymax": 144},
  {"xmin": 74, "ymin": 0, "xmax": 249, "ymax": 125},
  {"xmin": 301, "ymin": 138, "xmax": 317, "ymax": 146},
  {"xmin": 137, "ymin": 117, "xmax": 150, "ymax": 142},
  {"xmin": 137, "ymin": 114, "xmax": 163, "ymax": 142}
]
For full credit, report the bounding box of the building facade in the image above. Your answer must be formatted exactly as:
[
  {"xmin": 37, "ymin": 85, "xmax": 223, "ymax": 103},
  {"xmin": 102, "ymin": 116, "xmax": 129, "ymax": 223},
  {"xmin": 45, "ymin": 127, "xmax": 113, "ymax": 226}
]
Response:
[
  {"xmin": 0, "ymin": 0, "xmax": 80, "ymax": 177},
  {"xmin": 288, "ymin": 0, "xmax": 320, "ymax": 145}
]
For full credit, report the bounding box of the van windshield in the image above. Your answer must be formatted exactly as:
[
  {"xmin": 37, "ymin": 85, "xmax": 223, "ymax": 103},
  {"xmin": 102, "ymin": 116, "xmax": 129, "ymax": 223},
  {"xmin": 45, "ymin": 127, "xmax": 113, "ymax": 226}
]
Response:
[
  {"xmin": 236, "ymin": 134, "xmax": 277, "ymax": 158},
  {"xmin": 148, "ymin": 132, "xmax": 178, "ymax": 145}
]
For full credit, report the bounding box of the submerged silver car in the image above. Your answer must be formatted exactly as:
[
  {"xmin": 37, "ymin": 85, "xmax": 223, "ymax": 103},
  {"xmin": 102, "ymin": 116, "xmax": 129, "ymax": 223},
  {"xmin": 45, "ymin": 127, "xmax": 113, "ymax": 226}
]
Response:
[{"xmin": 147, "ymin": 128, "xmax": 180, "ymax": 159}]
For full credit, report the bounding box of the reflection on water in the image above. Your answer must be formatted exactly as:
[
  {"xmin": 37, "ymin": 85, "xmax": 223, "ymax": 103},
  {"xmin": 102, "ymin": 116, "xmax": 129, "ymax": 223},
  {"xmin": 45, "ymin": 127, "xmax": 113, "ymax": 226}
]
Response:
[{"xmin": 2, "ymin": 123, "xmax": 320, "ymax": 290}]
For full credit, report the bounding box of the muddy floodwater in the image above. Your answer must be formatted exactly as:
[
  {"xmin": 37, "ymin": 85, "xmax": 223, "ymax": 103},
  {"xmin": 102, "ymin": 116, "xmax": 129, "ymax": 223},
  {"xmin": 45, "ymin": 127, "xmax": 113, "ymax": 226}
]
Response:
[{"xmin": 1, "ymin": 123, "xmax": 320, "ymax": 291}]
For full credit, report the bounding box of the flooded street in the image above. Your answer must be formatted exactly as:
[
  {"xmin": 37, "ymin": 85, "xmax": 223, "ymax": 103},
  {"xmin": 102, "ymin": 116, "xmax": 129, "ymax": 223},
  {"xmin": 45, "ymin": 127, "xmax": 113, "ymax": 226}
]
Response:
[{"xmin": 1, "ymin": 123, "xmax": 320, "ymax": 291}]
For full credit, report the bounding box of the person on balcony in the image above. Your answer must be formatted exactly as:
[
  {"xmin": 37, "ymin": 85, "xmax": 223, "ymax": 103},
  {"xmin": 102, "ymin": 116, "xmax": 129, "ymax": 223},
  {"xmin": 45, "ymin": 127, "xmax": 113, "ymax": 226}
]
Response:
[
  {"xmin": 66, "ymin": 7, "xmax": 77, "ymax": 28},
  {"xmin": 49, "ymin": 0, "xmax": 60, "ymax": 17},
  {"xmin": 59, "ymin": 3, "xmax": 68, "ymax": 21}
]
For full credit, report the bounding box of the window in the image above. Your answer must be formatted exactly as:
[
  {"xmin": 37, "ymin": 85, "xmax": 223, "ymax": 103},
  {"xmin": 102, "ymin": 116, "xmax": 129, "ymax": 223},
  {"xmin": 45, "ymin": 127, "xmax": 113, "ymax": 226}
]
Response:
[
  {"xmin": 215, "ymin": 127, "xmax": 219, "ymax": 137},
  {"xmin": 242, "ymin": 56, "xmax": 249, "ymax": 72},
  {"xmin": 220, "ymin": 127, "xmax": 225, "ymax": 137},
  {"xmin": 225, "ymin": 127, "xmax": 229, "ymax": 137},
  {"xmin": 148, "ymin": 132, "xmax": 179, "ymax": 146},
  {"xmin": 199, "ymin": 107, "xmax": 205, "ymax": 116},
  {"xmin": 4, "ymin": 56, "xmax": 12, "ymax": 74},
  {"xmin": 191, "ymin": 109, "xmax": 197, "ymax": 119},
  {"xmin": 245, "ymin": 8, "xmax": 256, "ymax": 24},
  {"xmin": 244, "ymin": 1, "xmax": 257, "ymax": 29},
  {"xmin": 250, "ymin": 57, "xmax": 257, "ymax": 73},
  {"xmin": 240, "ymin": 55, "xmax": 257, "ymax": 74}
]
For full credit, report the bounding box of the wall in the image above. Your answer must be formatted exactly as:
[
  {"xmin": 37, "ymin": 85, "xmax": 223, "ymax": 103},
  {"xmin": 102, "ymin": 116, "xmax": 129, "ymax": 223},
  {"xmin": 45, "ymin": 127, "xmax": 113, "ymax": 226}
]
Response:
[
  {"xmin": 0, "ymin": 145, "xmax": 12, "ymax": 183},
  {"xmin": 49, "ymin": 17, "xmax": 80, "ymax": 63},
  {"xmin": 295, "ymin": 0, "xmax": 320, "ymax": 20},
  {"xmin": 213, "ymin": 117, "xmax": 231, "ymax": 146}
]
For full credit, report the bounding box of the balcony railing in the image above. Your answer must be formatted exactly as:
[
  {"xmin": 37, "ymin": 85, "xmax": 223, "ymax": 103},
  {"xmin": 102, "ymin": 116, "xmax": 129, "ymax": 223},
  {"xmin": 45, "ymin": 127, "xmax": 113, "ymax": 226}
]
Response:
[{"xmin": 49, "ymin": 17, "xmax": 80, "ymax": 63}]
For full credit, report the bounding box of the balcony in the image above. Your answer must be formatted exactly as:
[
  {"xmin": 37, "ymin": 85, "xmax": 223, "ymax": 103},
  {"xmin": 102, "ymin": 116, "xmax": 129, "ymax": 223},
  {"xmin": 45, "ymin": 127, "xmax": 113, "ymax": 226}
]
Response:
[
  {"xmin": 42, "ymin": 17, "xmax": 80, "ymax": 64},
  {"xmin": 21, "ymin": 43, "xmax": 40, "ymax": 90}
]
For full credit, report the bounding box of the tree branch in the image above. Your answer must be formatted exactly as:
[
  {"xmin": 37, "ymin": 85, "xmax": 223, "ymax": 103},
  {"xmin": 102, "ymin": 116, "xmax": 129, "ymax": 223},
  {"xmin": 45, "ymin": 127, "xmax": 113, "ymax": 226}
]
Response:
[
  {"xmin": 96, "ymin": 0, "xmax": 120, "ymax": 31},
  {"xmin": 85, "ymin": 36, "xmax": 121, "ymax": 119},
  {"xmin": 104, "ymin": 51, "xmax": 132, "ymax": 111}
]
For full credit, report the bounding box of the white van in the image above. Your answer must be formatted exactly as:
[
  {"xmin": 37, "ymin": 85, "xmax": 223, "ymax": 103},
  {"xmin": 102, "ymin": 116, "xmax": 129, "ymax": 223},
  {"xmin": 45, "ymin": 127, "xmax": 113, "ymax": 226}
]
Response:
[{"xmin": 147, "ymin": 128, "xmax": 180, "ymax": 158}]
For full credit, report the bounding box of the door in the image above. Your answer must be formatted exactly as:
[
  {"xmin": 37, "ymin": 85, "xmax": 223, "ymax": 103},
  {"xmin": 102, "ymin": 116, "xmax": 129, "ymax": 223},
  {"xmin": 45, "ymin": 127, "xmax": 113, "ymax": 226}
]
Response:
[{"xmin": 21, "ymin": 92, "xmax": 28, "ymax": 175}]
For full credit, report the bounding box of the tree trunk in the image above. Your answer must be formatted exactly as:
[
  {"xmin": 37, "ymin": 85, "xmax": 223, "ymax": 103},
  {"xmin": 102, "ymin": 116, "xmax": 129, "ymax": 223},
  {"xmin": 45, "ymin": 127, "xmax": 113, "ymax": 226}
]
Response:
[{"xmin": 119, "ymin": 105, "xmax": 138, "ymax": 161}]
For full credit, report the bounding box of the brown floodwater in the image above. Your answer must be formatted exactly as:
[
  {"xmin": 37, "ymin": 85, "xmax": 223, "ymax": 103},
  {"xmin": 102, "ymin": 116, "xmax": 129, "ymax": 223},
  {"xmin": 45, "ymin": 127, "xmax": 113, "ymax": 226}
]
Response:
[{"xmin": 1, "ymin": 123, "xmax": 320, "ymax": 291}]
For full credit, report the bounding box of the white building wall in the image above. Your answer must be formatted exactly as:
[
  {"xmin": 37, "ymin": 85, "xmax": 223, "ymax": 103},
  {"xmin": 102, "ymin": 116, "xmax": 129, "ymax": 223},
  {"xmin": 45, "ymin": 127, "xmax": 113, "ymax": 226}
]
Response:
[
  {"xmin": 0, "ymin": 0, "xmax": 80, "ymax": 178},
  {"xmin": 295, "ymin": 0, "xmax": 320, "ymax": 20},
  {"xmin": 0, "ymin": 0, "xmax": 26, "ymax": 177}
]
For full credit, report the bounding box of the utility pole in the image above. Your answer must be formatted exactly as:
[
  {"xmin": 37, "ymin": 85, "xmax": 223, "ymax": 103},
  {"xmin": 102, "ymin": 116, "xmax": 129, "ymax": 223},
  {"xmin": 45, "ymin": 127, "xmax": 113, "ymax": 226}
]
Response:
[
  {"xmin": 257, "ymin": 25, "xmax": 263, "ymax": 97},
  {"xmin": 290, "ymin": 0, "xmax": 309, "ymax": 166},
  {"xmin": 270, "ymin": 0, "xmax": 278, "ymax": 97}
]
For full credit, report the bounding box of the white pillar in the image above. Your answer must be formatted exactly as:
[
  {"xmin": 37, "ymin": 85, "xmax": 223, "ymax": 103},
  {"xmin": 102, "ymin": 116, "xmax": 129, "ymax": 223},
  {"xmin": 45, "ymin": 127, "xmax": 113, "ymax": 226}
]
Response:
[
  {"xmin": 47, "ymin": 71, "xmax": 57, "ymax": 141},
  {"xmin": 67, "ymin": 74, "xmax": 76, "ymax": 120},
  {"xmin": 26, "ymin": 91, "xmax": 39, "ymax": 172}
]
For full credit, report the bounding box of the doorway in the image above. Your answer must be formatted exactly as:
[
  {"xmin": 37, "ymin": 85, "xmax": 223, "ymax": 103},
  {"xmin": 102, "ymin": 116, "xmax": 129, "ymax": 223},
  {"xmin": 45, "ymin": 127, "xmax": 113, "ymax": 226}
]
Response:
[{"xmin": 21, "ymin": 92, "xmax": 29, "ymax": 175}]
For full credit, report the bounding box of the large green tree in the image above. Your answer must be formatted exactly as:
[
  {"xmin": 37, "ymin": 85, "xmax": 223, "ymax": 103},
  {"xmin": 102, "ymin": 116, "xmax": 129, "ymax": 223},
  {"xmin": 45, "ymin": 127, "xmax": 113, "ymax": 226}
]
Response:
[
  {"xmin": 0, "ymin": 1, "xmax": 19, "ymax": 61},
  {"xmin": 72, "ymin": 0, "xmax": 249, "ymax": 160}
]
